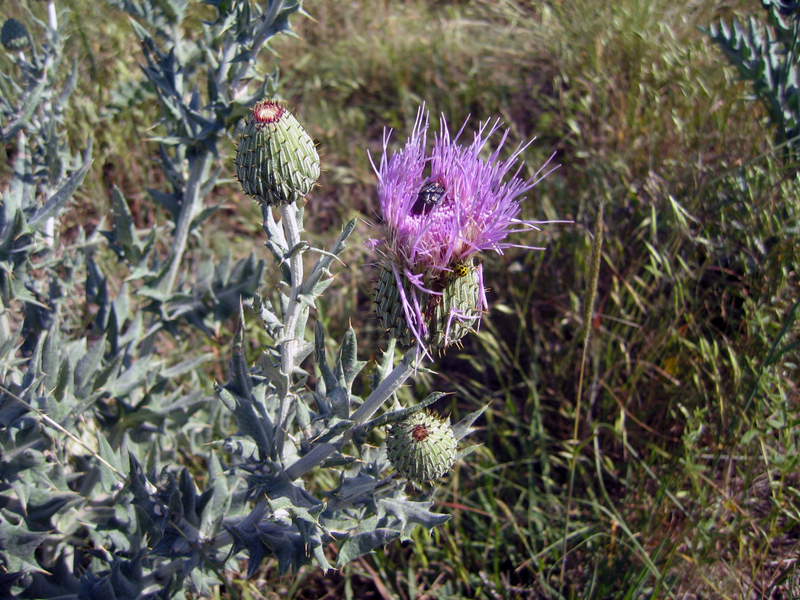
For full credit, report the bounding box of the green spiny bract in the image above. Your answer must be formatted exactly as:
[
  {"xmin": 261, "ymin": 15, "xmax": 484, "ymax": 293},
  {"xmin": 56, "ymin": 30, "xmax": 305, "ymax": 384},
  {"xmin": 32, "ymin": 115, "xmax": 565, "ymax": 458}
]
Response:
[
  {"xmin": 1, "ymin": 19, "xmax": 30, "ymax": 52},
  {"xmin": 235, "ymin": 99, "xmax": 320, "ymax": 206},
  {"xmin": 374, "ymin": 258, "xmax": 481, "ymax": 350},
  {"xmin": 386, "ymin": 410, "xmax": 458, "ymax": 482}
]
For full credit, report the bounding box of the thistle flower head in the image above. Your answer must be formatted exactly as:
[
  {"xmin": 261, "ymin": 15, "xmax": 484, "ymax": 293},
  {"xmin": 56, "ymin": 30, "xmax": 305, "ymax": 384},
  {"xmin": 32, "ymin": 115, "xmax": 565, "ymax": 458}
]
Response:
[{"xmin": 371, "ymin": 108, "xmax": 552, "ymax": 353}]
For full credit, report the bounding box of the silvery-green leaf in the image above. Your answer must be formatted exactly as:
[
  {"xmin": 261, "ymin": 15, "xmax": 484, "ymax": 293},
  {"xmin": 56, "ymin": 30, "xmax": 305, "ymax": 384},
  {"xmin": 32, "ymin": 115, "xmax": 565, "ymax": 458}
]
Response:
[
  {"xmin": 253, "ymin": 293, "xmax": 283, "ymax": 340},
  {"xmin": 304, "ymin": 219, "xmax": 356, "ymax": 291},
  {"xmin": 28, "ymin": 159, "xmax": 93, "ymax": 232},
  {"xmin": 350, "ymin": 350, "xmax": 416, "ymax": 424},
  {"xmin": 259, "ymin": 353, "xmax": 288, "ymax": 400},
  {"xmin": 104, "ymin": 358, "xmax": 157, "ymax": 398},
  {"xmin": 311, "ymin": 417, "xmax": 352, "ymax": 445},
  {"xmin": 335, "ymin": 528, "xmax": 401, "ymax": 568},
  {"xmin": 40, "ymin": 327, "xmax": 59, "ymax": 393},
  {"xmin": 287, "ymin": 241, "xmax": 308, "ymax": 260},
  {"xmin": 369, "ymin": 338, "xmax": 397, "ymax": 391},
  {"xmin": 2, "ymin": 135, "xmax": 32, "ymax": 244},
  {"xmin": 336, "ymin": 326, "xmax": 366, "ymax": 390},
  {"xmin": 294, "ymin": 305, "xmax": 310, "ymax": 348},
  {"xmin": 96, "ymin": 432, "xmax": 123, "ymax": 494},
  {"xmin": 296, "ymin": 341, "xmax": 314, "ymax": 366},
  {"xmin": 109, "ymin": 186, "xmax": 141, "ymax": 263},
  {"xmin": 51, "ymin": 355, "xmax": 74, "ymax": 407},
  {"xmin": 295, "ymin": 398, "xmax": 311, "ymax": 431},
  {"xmin": 314, "ymin": 322, "xmax": 338, "ymax": 392},
  {"xmin": 327, "ymin": 471, "xmax": 378, "ymax": 511},
  {"xmin": 159, "ymin": 353, "xmax": 214, "ymax": 379},
  {"xmin": 191, "ymin": 202, "xmax": 222, "ymax": 230},
  {"xmin": 0, "ymin": 519, "xmax": 47, "ymax": 572},
  {"xmin": 146, "ymin": 188, "xmax": 182, "ymax": 222},
  {"xmin": 377, "ymin": 498, "xmax": 450, "ymax": 532},
  {"xmin": 16, "ymin": 555, "xmax": 79, "ymax": 598},
  {"xmin": 75, "ymin": 333, "xmax": 107, "ymax": 394},
  {"xmin": 93, "ymin": 351, "xmax": 123, "ymax": 392},
  {"xmin": 452, "ymin": 402, "xmax": 490, "ymax": 441},
  {"xmin": 310, "ymin": 530, "xmax": 332, "ymax": 572},
  {"xmin": 362, "ymin": 391, "xmax": 446, "ymax": 431},
  {"xmin": 1, "ymin": 74, "xmax": 47, "ymax": 143},
  {"xmin": 267, "ymin": 496, "xmax": 325, "ymax": 541},
  {"xmin": 218, "ymin": 436, "xmax": 259, "ymax": 458},
  {"xmin": 455, "ymin": 444, "xmax": 481, "ymax": 461},
  {"xmin": 306, "ymin": 275, "xmax": 334, "ymax": 299},
  {"xmin": 297, "ymin": 293, "xmax": 317, "ymax": 309},
  {"xmin": 328, "ymin": 385, "xmax": 350, "ymax": 420},
  {"xmin": 214, "ymin": 384, "xmax": 271, "ymax": 459},
  {"xmin": 228, "ymin": 307, "xmax": 253, "ymax": 398},
  {"xmin": 116, "ymin": 310, "xmax": 143, "ymax": 349}
]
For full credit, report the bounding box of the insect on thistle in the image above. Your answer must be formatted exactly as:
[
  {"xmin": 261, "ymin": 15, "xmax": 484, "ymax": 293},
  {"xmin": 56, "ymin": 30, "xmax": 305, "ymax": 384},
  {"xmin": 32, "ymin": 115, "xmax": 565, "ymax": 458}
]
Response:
[
  {"xmin": 452, "ymin": 261, "xmax": 470, "ymax": 277},
  {"xmin": 411, "ymin": 181, "xmax": 446, "ymax": 215}
]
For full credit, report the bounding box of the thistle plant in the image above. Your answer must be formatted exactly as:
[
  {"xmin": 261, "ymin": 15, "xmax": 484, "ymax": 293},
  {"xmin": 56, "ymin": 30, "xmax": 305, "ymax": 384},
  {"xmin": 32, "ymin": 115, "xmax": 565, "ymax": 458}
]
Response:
[
  {"xmin": 0, "ymin": 0, "xmax": 552, "ymax": 596},
  {"xmin": 201, "ymin": 103, "xmax": 552, "ymax": 579}
]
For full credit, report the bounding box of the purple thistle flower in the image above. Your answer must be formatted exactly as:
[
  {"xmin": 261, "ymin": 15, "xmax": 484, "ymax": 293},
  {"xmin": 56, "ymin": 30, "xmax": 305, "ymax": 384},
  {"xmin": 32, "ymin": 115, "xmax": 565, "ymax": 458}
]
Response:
[{"xmin": 371, "ymin": 108, "xmax": 554, "ymax": 355}]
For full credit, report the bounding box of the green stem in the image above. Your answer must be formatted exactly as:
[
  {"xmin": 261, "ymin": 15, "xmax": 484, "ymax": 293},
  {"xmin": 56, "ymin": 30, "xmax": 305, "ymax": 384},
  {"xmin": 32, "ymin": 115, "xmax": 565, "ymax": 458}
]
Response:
[
  {"xmin": 0, "ymin": 294, "xmax": 10, "ymax": 350},
  {"xmin": 274, "ymin": 202, "xmax": 305, "ymax": 462},
  {"xmin": 278, "ymin": 202, "xmax": 304, "ymax": 377},
  {"xmin": 162, "ymin": 150, "xmax": 212, "ymax": 297}
]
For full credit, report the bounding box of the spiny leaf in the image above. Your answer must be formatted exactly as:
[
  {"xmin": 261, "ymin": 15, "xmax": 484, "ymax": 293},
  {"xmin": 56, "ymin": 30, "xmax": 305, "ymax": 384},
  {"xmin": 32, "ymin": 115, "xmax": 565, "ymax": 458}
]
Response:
[
  {"xmin": 75, "ymin": 333, "xmax": 107, "ymax": 394},
  {"xmin": 214, "ymin": 383, "xmax": 272, "ymax": 459},
  {"xmin": 0, "ymin": 519, "xmax": 47, "ymax": 572},
  {"xmin": 28, "ymin": 159, "xmax": 93, "ymax": 232},
  {"xmin": 199, "ymin": 453, "xmax": 230, "ymax": 538},
  {"xmin": 377, "ymin": 498, "xmax": 450, "ymax": 532},
  {"xmin": 159, "ymin": 353, "xmax": 214, "ymax": 379},
  {"xmin": 335, "ymin": 528, "xmax": 401, "ymax": 567},
  {"xmin": 336, "ymin": 326, "xmax": 366, "ymax": 391},
  {"xmin": 452, "ymin": 402, "xmax": 490, "ymax": 441},
  {"xmin": 108, "ymin": 186, "xmax": 141, "ymax": 262}
]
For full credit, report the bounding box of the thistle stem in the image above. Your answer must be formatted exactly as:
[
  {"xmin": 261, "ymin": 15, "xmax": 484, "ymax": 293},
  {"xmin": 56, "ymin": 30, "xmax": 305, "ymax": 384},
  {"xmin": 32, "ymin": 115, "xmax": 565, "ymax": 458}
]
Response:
[
  {"xmin": 162, "ymin": 150, "xmax": 212, "ymax": 297},
  {"xmin": 0, "ymin": 294, "xmax": 10, "ymax": 349},
  {"xmin": 350, "ymin": 349, "xmax": 417, "ymax": 423},
  {"xmin": 278, "ymin": 202, "xmax": 304, "ymax": 377},
  {"xmin": 273, "ymin": 202, "xmax": 305, "ymax": 462}
]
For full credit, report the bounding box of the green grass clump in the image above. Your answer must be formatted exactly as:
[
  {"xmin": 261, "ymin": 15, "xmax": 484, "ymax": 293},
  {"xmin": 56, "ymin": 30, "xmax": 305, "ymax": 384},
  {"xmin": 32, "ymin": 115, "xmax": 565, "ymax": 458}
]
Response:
[{"xmin": 5, "ymin": 0, "xmax": 800, "ymax": 597}]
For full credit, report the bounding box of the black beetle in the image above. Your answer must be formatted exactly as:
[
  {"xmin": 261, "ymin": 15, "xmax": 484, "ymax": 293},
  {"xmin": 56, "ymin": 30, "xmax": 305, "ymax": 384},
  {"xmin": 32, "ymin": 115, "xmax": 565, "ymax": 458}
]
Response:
[{"xmin": 411, "ymin": 181, "xmax": 446, "ymax": 215}]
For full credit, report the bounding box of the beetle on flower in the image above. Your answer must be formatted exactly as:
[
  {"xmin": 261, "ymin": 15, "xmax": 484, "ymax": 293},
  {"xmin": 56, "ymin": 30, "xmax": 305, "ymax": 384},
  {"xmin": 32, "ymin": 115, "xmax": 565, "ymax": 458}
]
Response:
[{"xmin": 371, "ymin": 108, "xmax": 555, "ymax": 356}]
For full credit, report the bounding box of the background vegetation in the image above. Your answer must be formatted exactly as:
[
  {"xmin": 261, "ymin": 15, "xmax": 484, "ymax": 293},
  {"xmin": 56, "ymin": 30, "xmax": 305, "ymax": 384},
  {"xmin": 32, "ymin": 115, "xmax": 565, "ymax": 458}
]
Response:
[{"xmin": 3, "ymin": 0, "xmax": 799, "ymax": 597}]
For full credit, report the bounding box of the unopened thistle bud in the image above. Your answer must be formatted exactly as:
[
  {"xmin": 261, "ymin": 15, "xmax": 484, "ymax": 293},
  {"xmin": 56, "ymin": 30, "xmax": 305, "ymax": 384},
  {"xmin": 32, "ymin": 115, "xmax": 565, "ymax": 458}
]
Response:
[
  {"xmin": 386, "ymin": 411, "xmax": 457, "ymax": 482},
  {"xmin": 1, "ymin": 19, "xmax": 30, "ymax": 52},
  {"xmin": 235, "ymin": 99, "xmax": 320, "ymax": 206}
]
